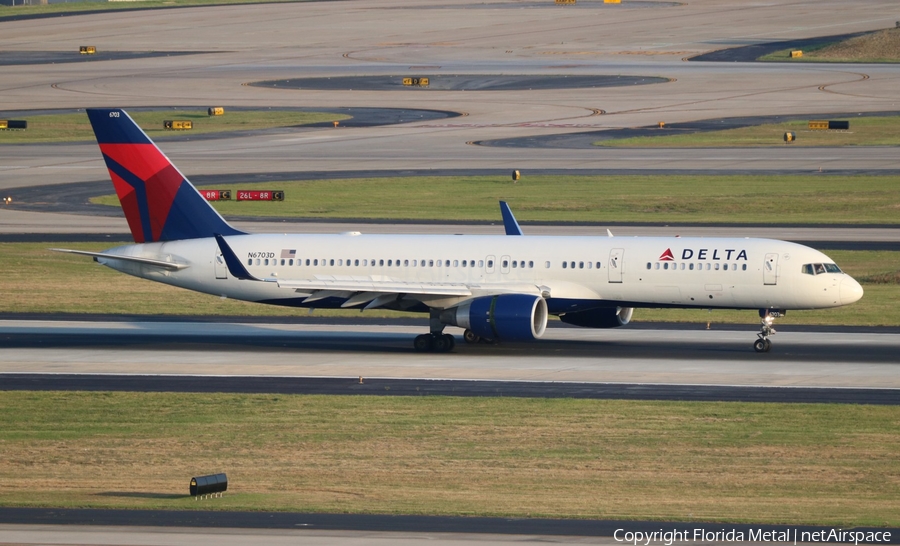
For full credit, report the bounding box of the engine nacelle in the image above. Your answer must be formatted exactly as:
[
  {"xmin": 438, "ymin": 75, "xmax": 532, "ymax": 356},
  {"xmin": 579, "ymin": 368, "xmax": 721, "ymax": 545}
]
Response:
[
  {"xmin": 559, "ymin": 306, "xmax": 633, "ymax": 328},
  {"xmin": 442, "ymin": 294, "xmax": 548, "ymax": 341}
]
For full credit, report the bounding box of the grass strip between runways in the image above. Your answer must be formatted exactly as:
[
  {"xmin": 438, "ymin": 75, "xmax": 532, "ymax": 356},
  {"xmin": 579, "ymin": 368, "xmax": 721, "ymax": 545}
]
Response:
[
  {"xmin": 0, "ymin": 392, "xmax": 897, "ymax": 526},
  {"xmin": 89, "ymin": 174, "xmax": 900, "ymax": 225}
]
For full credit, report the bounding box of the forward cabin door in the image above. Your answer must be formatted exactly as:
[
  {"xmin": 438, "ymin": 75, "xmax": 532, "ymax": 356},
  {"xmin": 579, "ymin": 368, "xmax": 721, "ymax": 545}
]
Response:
[
  {"xmin": 763, "ymin": 253, "xmax": 778, "ymax": 285},
  {"xmin": 215, "ymin": 249, "xmax": 228, "ymax": 279},
  {"xmin": 608, "ymin": 248, "xmax": 624, "ymax": 283}
]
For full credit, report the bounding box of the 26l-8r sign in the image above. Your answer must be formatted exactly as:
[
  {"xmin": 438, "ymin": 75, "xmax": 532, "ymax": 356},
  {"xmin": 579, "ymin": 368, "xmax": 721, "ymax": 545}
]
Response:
[{"xmin": 237, "ymin": 191, "xmax": 284, "ymax": 201}]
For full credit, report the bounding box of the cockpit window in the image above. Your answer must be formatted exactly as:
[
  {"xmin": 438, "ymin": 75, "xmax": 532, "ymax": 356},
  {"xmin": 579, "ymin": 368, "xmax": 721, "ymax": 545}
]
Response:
[{"xmin": 802, "ymin": 263, "xmax": 842, "ymax": 275}]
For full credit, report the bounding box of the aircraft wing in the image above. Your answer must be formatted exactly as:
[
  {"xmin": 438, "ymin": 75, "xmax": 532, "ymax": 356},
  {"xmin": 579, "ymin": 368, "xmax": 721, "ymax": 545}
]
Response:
[
  {"xmin": 277, "ymin": 276, "xmax": 473, "ymax": 308},
  {"xmin": 277, "ymin": 276, "xmax": 472, "ymax": 296}
]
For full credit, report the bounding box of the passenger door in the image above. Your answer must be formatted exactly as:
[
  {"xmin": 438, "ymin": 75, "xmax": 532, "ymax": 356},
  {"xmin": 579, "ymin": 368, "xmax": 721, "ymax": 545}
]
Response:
[
  {"xmin": 763, "ymin": 253, "xmax": 778, "ymax": 285},
  {"xmin": 608, "ymin": 248, "xmax": 624, "ymax": 283},
  {"xmin": 215, "ymin": 249, "xmax": 228, "ymax": 280}
]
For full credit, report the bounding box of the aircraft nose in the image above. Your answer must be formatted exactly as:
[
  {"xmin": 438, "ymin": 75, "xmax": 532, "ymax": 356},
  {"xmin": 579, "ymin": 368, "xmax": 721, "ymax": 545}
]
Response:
[{"xmin": 840, "ymin": 277, "xmax": 864, "ymax": 305}]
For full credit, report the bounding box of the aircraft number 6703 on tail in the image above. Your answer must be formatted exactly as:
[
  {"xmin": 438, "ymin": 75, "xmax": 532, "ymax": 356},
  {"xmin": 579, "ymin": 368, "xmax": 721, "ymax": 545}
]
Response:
[{"xmin": 54, "ymin": 109, "xmax": 864, "ymax": 353}]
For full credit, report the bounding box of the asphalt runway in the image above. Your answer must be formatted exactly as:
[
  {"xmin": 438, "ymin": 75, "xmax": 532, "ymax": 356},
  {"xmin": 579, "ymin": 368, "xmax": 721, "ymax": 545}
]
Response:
[
  {"xmin": 251, "ymin": 74, "xmax": 669, "ymax": 91},
  {"xmin": 479, "ymin": 111, "xmax": 900, "ymax": 148},
  {"xmin": 2, "ymin": 320, "xmax": 899, "ymax": 389},
  {"xmin": 1, "ymin": 511, "xmax": 897, "ymax": 545},
  {"xmin": 0, "ymin": 50, "xmax": 206, "ymax": 66}
]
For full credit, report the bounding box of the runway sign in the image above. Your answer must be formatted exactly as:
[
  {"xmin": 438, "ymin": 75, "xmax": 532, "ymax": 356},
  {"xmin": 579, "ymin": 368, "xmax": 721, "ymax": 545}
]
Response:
[
  {"xmin": 79, "ymin": 46, "xmax": 96, "ymax": 55},
  {"xmin": 236, "ymin": 190, "xmax": 284, "ymax": 201},
  {"xmin": 808, "ymin": 120, "xmax": 829, "ymax": 130},
  {"xmin": 208, "ymin": 107, "xmax": 224, "ymax": 116},
  {"xmin": 791, "ymin": 50, "xmax": 803, "ymax": 58},
  {"xmin": 200, "ymin": 190, "xmax": 232, "ymax": 201},
  {"xmin": 402, "ymin": 77, "xmax": 429, "ymax": 87},
  {"xmin": 0, "ymin": 120, "xmax": 27, "ymax": 130},
  {"xmin": 164, "ymin": 120, "xmax": 193, "ymax": 130},
  {"xmin": 190, "ymin": 473, "xmax": 227, "ymax": 496}
]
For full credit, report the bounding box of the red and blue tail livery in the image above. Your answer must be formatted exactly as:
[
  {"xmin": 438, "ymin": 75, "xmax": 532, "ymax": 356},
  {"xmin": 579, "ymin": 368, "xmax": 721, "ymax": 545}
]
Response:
[{"xmin": 86, "ymin": 108, "xmax": 243, "ymax": 243}]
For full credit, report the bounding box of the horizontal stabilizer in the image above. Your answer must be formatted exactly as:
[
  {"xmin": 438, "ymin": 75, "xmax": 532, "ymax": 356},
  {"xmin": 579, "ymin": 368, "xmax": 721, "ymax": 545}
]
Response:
[{"xmin": 50, "ymin": 248, "xmax": 189, "ymax": 271}]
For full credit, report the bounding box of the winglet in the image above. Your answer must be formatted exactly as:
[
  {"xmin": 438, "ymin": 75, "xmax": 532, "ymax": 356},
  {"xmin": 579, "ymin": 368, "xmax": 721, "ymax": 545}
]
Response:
[
  {"xmin": 214, "ymin": 234, "xmax": 260, "ymax": 281},
  {"xmin": 499, "ymin": 201, "xmax": 524, "ymax": 236}
]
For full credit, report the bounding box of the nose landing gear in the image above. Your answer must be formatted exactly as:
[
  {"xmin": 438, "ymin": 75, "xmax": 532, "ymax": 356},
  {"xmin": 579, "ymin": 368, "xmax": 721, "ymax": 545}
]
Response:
[{"xmin": 754, "ymin": 309, "xmax": 784, "ymax": 353}]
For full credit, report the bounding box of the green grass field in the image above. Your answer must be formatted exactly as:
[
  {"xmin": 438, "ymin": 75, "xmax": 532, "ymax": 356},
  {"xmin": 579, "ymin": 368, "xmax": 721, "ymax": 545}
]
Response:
[
  {"xmin": 0, "ymin": 392, "xmax": 897, "ymax": 525},
  {"xmin": 89, "ymin": 174, "xmax": 900, "ymax": 224},
  {"xmin": 595, "ymin": 116, "xmax": 900, "ymax": 148},
  {"xmin": 0, "ymin": 110, "xmax": 349, "ymax": 144},
  {"xmin": 4, "ymin": 243, "xmax": 899, "ymax": 326}
]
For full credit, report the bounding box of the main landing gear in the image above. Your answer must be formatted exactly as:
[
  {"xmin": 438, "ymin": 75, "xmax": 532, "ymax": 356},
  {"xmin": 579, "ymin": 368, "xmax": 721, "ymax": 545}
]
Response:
[
  {"xmin": 413, "ymin": 309, "xmax": 456, "ymax": 353},
  {"xmin": 754, "ymin": 309, "xmax": 784, "ymax": 353},
  {"xmin": 414, "ymin": 332, "xmax": 456, "ymax": 353}
]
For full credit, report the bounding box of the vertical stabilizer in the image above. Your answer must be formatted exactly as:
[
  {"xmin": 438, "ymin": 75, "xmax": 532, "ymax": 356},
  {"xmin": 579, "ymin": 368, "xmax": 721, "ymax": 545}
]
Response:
[{"xmin": 86, "ymin": 108, "xmax": 244, "ymax": 243}]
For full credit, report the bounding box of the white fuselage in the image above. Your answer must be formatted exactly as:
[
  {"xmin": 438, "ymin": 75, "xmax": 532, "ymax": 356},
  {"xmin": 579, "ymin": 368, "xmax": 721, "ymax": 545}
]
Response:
[{"xmin": 95, "ymin": 233, "xmax": 863, "ymax": 315}]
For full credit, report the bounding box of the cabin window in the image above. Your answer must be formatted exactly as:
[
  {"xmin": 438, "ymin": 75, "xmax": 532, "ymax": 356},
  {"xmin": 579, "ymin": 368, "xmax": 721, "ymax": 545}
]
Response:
[
  {"xmin": 680, "ymin": 263, "xmax": 685, "ymax": 270},
  {"xmin": 663, "ymin": 262, "xmax": 668, "ymax": 270},
  {"xmin": 445, "ymin": 260, "xmax": 450, "ymax": 267},
  {"xmin": 570, "ymin": 261, "xmax": 575, "ymax": 269},
  {"xmin": 646, "ymin": 262, "xmax": 651, "ymax": 270},
  {"xmin": 462, "ymin": 260, "xmax": 467, "ymax": 268},
  {"xmin": 247, "ymin": 259, "xmax": 252, "ymax": 266},
  {"xmin": 715, "ymin": 263, "xmax": 720, "ymax": 270},
  {"xmin": 502, "ymin": 260, "xmax": 509, "ymax": 269},
  {"xmin": 289, "ymin": 259, "xmax": 294, "ymax": 266},
  {"xmin": 579, "ymin": 262, "xmax": 584, "ymax": 269},
  {"xmin": 596, "ymin": 262, "xmax": 601, "ymax": 269},
  {"xmin": 529, "ymin": 261, "xmax": 534, "ymax": 268},
  {"xmin": 511, "ymin": 261, "xmax": 517, "ymax": 268},
  {"xmin": 264, "ymin": 258, "xmax": 269, "ymax": 266},
  {"xmin": 562, "ymin": 262, "xmax": 567, "ymax": 269},
  {"xmin": 742, "ymin": 264, "xmax": 747, "ymax": 271},
  {"xmin": 378, "ymin": 259, "xmax": 383, "ymax": 266},
  {"xmin": 689, "ymin": 263, "xmax": 694, "ymax": 270},
  {"xmin": 487, "ymin": 260, "xmax": 493, "ymax": 268},
  {"xmin": 655, "ymin": 263, "xmax": 660, "ymax": 270},
  {"xmin": 452, "ymin": 260, "xmax": 458, "ymax": 267},
  {"xmin": 723, "ymin": 264, "xmax": 728, "ymax": 271},
  {"xmin": 545, "ymin": 261, "xmax": 551, "ymax": 268}
]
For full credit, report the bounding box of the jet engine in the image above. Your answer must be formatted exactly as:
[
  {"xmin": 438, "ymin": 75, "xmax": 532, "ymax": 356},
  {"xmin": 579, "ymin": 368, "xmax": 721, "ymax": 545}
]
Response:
[
  {"xmin": 442, "ymin": 294, "xmax": 548, "ymax": 341},
  {"xmin": 559, "ymin": 306, "xmax": 633, "ymax": 328}
]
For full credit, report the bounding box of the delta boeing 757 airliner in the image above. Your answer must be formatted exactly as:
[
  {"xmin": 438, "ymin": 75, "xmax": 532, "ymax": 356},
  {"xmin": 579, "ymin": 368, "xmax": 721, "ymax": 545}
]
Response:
[{"xmin": 55, "ymin": 108, "xmax": 864, "ymax": 353}]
